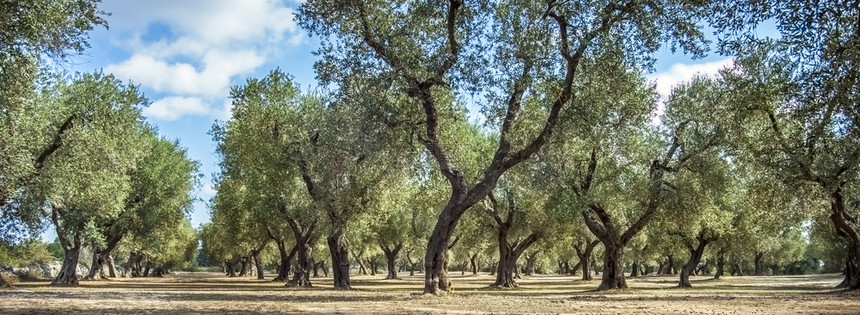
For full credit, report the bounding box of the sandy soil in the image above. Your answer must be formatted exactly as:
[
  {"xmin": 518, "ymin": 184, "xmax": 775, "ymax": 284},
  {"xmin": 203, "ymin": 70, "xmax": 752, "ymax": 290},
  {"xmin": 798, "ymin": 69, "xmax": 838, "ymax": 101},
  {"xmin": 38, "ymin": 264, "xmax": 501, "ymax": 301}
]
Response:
[{"xmin": 1, "ymin": 272, "xmax": 858, "ymax": 314}]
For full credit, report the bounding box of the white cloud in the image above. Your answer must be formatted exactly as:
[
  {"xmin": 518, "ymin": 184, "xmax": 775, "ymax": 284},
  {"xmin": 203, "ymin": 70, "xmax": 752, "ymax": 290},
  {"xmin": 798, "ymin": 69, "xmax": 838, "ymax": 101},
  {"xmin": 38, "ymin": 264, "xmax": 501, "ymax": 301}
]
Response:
[
  {"xmin": 106, "ymin": 50, "xmax": 264, "ymax": 97},
  {"xmin": 100, "ymin": 0, "xmax": 301, "ymax": 120},
  {"xmin": 144, "ymin": 96, "xmax": 209, "ymax": 121},
  {"xmin": 647, "ymin": 58, "xmax": 734, "ymax": 125},
  {"xmin": 648, "ymin": 58, "xmax": 734, "ymax": 98},
  {"xmin": 103, "ymin": 0, "xmax": 298, "ymax": 48}
]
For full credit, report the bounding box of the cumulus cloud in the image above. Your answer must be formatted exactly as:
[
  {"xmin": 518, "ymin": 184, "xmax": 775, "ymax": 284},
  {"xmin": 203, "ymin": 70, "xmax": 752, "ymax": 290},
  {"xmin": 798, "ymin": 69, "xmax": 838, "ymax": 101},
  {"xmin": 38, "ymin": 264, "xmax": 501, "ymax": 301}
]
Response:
[
  {"xmin": 144, "ymin": 96, "xmax": 209, "ymax": 121},
  {"xmin": 100, "ymin": 0, "xmax": 301, "ymax": 120},
  {"xmin": 648, "ymin": 58, "xmax": 734, "ymax": 98},
  {"xmin": 647, "ymin": 58, "xmax": 734, "ymax": 125},
  {"xmin": 106, "ymin": 50, "xmax": 264, "ymax": 97},
  {"xmin": 102, "ymin": 0, "xmax": 298, "ymax": 49}
]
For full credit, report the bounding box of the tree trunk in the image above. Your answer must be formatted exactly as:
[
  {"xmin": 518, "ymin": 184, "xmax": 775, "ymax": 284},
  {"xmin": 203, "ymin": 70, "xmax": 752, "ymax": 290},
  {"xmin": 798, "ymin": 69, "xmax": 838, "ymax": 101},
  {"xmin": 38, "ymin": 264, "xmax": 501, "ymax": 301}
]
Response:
[
  {"xmin": 753, "ymin": 251, "xmax": 765, "ymax": 276},
  {"xmin": 470, "ymin": 253, "xmax": 479, "ymax": 275},
  {"xmin": 289, "ymin": 241, "xmax": 313, "ymax": 287},
  {"xmin": 52, "ymin": 235, "xmax": 83, "ymax": 286},
  {"xmin": 85, "ymin": 232, "xmax": 124, "ymax": 281},
  {"xmin": 830, "ymin": 189, "xmax": 860, "ymax": 289},
  {"xmin": 631, "ymin": 261, "xmax": 640, "ymax": 277},
  {"xmin": 106, "ymin": 255, "xmax": 118, "ymax": 278},
  {"xmin": 839, "ymin": 247, "xmax": 858, "ymax": 288},
  {"xmin": 406, "ymin": 250, "xmax": 417, "ymax": 276},
  {"xmin": 143, "ymin": 262, "xmax": 152, "ymax": 277},
  {"xmin": 327, "ymin": 230, "xmax": 351, "ymax": 289},
  {"xmin": 570, "ymin": 260, "xmax": 581, "ymax": 276},
  {"xmin": 667, "ymin": 254, "xmax": 676, "ymax": 275},
  {"xmin": 679, "ymin": 234, "xmax": 711, "ymax": 288},
  {"xmin": 491, "ymin": 226, "xmax": 540, "ymax": 288},
  {"xmin": 423, "ymin": 202, "xmax": 464, "ymax": 295},
  {"xmin": 369, "ymin": 257, "xmax": 379, "ymax": 276},
  {"xmin": 253, "ymin": 251, "xmax": 265, "ymax": 280},
  {"xmin": 524, "ymin": 252, "xmax": 538, "ymax": 276},
  {"xmin": 273, "ymin": 242, "xmax": 296, "ymax": 282},
  {"xmin": 311, "ymin": 259, "xmax": 320, "ymax": 278},
  {"xmin": 285, "ymin": 217, "xmax": 315, "ymax": 287},
  {"xmin": 225, "ymin": 259, "xmax": 237, "ymax": 277},
  {"xmin": 238, "ymin": 257, "xmax": 250, "ymax": 277},
  {"xmin": 85, "ymin": 245, "xmax": 107, "ymax": 281},
  {"xmin": 574, "ymin": 240, "xmax": 599, "ymax": 281},
  {"xmin": 714, "ymin": 250, "xmax": 725, "ymax": 279},
  {"xmin": 381, "ymin": 242, "xmax": 403, "ymax": 280},
  {"xmin": 598, "ymin": 243, "xmax": 627, "ymax": 290},
  {"xmin": 731, "ymin": 260, "xmax": 744, "ymax": 276}
]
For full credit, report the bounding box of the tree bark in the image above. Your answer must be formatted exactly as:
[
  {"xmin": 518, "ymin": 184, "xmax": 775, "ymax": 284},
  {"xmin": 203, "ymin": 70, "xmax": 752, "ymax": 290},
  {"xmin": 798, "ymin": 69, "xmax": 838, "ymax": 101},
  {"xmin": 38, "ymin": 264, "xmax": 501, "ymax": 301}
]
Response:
[
  {"xmin": 238, "ymin": 256, "xmax": 250, "ymax": 277},
  {"xmin": 679, "ymin": 233, "xmax": 712, "ymax": 287},
  {"xmin": 85, "ymin": 245, "xmax": 106, "ymax": 281},
  {"xmin": 491, "ymin": 230, "xmax": 541, "ymax": 287},
  {"xmin": 327, "ymin": 229, "xmax": 351, "ymax": 289},
  {"xmin": 253, "ymin": 252, "xmax": 265, "ymax": 280},
  {"xmin": 369, "ymin": 257, "xmax": 379, "ymax": 276},
  {"xmin": 574, "ymin": 240, "xmax": 599, "ymax": 281},
  {"xmin": 381, "ymin": 242, "xmax": 403, "ymax": 280},
  {"xmin": 730, "ymin": 259, "xmax": 744, "ymax": 276},
  {"xmin": 714, "ymin": 250, "xmax": 725, "ymax": 279},
  {"xmin": 85, "ymin": 233, "xmax": 124, "ymax": 281},
  {"xmin": 753, "ymin": 251, "xmax": 765, "ymax": 276},
  {"xmin": 273, "ymin": 242, "xmax": 296, "ymax": 282},
  {"xmin": 524, "ymin": 252, "xmax": 538, "ymax": 276},
  {"xmin": 106, "ymin": 255, "xmax": 117, "ymax": 278},
  {"xmin": 289, "ymin": 240, "xmax": 314, "ymax": 287},
  {"xmin": 598, "ymin": 243, "xmax": 627, "ymax": 290},
  {"xmin": 52, "ymin": 235, "xmax": 82, "ymax": 286},
  {"xmin": 570, "ymin": 260, "xmax": 581, "ymax": 276},
  {"xmin": 469, "ymin": 253, "xmax": 479, "ymax": 275},
  {"xmin": 406, "ymin": 250, "xmax": 417, "ymax": 276},
  {"xmin": 667, "ymin": 254, "xmax": 676, "ymax": 275},
  {"xmin": 631, "ymin": 261, "xmax": 640, "ymax": 277},
  {"xmin": 225, "ymin": 259, "xmax": 237, "ymax": 277},
  {"xmin": 829, "ymin": 188, "xmax": 860, "ymax": 289}
]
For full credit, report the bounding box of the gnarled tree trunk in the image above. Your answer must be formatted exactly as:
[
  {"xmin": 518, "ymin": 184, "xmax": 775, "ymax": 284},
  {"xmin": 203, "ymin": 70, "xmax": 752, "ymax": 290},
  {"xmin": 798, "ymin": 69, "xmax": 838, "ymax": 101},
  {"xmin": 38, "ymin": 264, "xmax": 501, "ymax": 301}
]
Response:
[
  {"xmin": 85, "ymin": 233, "xmax": 124, "ymax": 281},
  {"xmin": 679, "ymin": 233, "xmax": 713, "ymax": 287},
  {"xmin": 469, "ymin": 253, "xmax": 479, "ymax": 275},
  {"xmin": 52, "ymin": 235, "xmax": 82, "ymax": 286},
  {"xmin": 574, "ymin": 240, "xmax": 599, "ymax": 281},
  {"xmin": 381, "ymin": 242, "xmax": 403, "ymax": 280},
  {"xmin": 753, "ymin": 251, "xmax": 765, "ymax": 276},
  {"xmin": 598, "ymin": 243, "xmax": 627, "ymax": 290},
  {"xmin": 327, "ymin": 228, "xmax": 351, "ymax": 289},
  {"xmin": 238, "ymin": 256, "xmax": 250, "ymax": 277},
  {"xmin": 106, "ymin": 255, "xmax": 118, "ymax": 278},
  {"xmin": 714, "ymin": 250, "xmax": 725, "ymax": 279},
  {"xmin": 524, "ymin": 252, "xmax": 539, "ymax": 276},
  {"xmin": 273, "ymin": 241, "xmax": 296, "ymax": 282}
]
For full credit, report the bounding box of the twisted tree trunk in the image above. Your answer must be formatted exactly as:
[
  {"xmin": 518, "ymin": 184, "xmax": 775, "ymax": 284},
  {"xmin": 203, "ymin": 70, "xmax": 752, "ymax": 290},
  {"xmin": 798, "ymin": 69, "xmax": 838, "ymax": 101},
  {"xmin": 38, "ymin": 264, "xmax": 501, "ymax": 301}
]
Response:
[
  {"xmin": 328, "ymin": 228, "xmax": 351, "ymax": 289},
  {"xmin": 574, "ymin": 240, "xmax": 599, "ymax": 281},
  {"xmin": 714, "ymin": 250, "xmax": 725, "ymax": 279},
  {"xmin": 679, "ymin": 233, "xmax": 713, "ymax": 287},
  {"xmin": 381, "ymin": 242, "xmax": 403, "ymax": 280},
  {"xmin": 753, "ymin": 251, "xmax": 765, "ymax": 276}
]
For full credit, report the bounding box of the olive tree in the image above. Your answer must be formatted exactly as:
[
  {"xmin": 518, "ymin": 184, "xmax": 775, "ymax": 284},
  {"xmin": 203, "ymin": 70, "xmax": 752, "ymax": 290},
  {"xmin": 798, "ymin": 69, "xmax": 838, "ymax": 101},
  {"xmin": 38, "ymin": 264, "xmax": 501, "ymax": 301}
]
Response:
[{"xmin": 298, "ymin": 0, "xmax": 711, "ymax": 295}]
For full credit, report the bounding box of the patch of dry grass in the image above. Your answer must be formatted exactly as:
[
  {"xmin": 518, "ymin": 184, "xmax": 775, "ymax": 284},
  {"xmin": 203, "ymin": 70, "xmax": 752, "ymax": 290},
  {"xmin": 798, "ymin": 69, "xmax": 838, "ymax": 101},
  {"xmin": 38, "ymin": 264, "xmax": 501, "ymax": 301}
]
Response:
[{"xmin": 1, "ymin": 272, "xmax": 858, "ymax": 314}]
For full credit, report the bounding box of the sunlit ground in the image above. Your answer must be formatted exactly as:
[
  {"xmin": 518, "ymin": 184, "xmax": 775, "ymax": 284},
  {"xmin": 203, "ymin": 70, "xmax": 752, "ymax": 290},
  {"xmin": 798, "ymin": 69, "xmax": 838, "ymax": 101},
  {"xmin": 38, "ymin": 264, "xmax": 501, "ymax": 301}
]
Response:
[{"xmin": 1, "ymin": 272, "xmax": 858, "ymax": 314}]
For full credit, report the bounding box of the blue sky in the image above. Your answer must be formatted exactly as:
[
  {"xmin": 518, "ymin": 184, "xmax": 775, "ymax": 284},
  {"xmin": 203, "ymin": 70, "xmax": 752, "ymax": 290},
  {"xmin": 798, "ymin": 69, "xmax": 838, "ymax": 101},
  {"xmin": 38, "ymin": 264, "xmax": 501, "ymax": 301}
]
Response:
[{"xmin": 47, "ymin": 0, "xmax": 735, "ymax": 238}]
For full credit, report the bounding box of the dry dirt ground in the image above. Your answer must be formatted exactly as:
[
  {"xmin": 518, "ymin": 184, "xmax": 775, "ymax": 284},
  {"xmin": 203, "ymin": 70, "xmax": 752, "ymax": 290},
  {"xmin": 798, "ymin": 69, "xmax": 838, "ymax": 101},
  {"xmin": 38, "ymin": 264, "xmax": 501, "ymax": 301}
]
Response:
[{"xmin": 1, "ymin": 272, "xmax": 858, "ymax": 314}]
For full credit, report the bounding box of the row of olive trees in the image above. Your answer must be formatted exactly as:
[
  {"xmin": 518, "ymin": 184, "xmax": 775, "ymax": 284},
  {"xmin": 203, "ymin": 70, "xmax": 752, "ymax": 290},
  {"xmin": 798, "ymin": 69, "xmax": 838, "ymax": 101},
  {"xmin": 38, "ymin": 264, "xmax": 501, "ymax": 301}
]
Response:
[
  {"xmin": 203, "ymin": 0, "xmax": 860, "ymax": 294},
  {"xmin": 0, "ymin": 1, "xmax": 201, "ymax": 287},
  {"xmin": 203, "ymin": 67, "xmax": 822, "ymax": 292}
]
